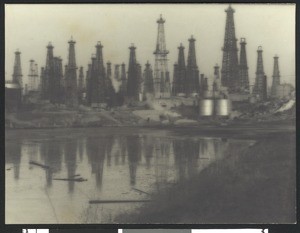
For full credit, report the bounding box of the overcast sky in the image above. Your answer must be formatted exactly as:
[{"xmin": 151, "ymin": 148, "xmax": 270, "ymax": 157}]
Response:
[{"xmin": 5, "ymin": 4, "xmax": 295, "ymax": 88}]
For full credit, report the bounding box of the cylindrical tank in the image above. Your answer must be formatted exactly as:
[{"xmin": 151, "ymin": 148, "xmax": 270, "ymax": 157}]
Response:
[
  {"xmin": 215, "ymin": 99, "xmax": 231, "ymax": 116},
  {"xmin": 199, "ymin": 99, "xmax": 214, "ymax": 116}
]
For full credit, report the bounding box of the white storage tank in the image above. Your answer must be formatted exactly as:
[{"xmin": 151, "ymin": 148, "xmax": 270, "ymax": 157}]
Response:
[
  {"xmin": 215, "ymin": 99, "xmax": 231, "ymax": 116},
  {"xmin": 199, "ymin": 99, "xmax": 214, "ymax": 116}
]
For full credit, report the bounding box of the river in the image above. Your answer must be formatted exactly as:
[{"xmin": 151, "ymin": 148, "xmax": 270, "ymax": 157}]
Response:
[{"xmin": 5, "ymin": 127, "xmax": 281, "ymax": 223}]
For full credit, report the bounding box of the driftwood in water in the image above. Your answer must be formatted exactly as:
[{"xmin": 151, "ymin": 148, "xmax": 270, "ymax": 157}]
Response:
[
  {"xmin": 89, "ymin": 199, "xmax": 152, "ymax": 204},
  {"xmin": 29, "ymin": 161, "xmax": 50, "ymax": 169},
  {"xmin": 53, "ymin": 178, "xmax": 87, "ymax": 182},
  {"xmin": 132, "ymin": 187, "xmax": 151, "ymax": 195}
]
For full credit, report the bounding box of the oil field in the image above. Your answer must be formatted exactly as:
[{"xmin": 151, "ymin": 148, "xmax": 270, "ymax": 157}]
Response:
[{"xmin": 5, "ymin": 4, "xmax": 295, "ymax": 224}]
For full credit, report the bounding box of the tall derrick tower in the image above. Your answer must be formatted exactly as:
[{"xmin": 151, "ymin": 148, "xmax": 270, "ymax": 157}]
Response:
[
  {"xmin": 271, "ymin": 55, "xmax": 280, "ymax": 98},
  {"xmin": 78, "ymin": 66, "xmax": 84, "ymax": 103},
  {"xmin": 43, "ymin": 42, "xmax": 54, "ymax": 100},
  {"xmin": 50, "ymin": 57, "xmax": 63, "ymax": 104},
  {"xmin": 239, "ymin": 38, "xmax": 250, "ymax": 92},
  {"xmin": 172, "ymin": 43, "xmax": 186, "ymax": 96},
  {"xmin": 90, "ymin": 55, "xmax": 99, "ymax": 104},
  {"xmin": 28, "ymin": 59, "xmax": 39, "ymax": 91},
  {"xmin": 106, "ymin": 61, "xmax": 115, "ymax": 107},
  {"xmin": 12, "ymin": 50, "xmax": 23, "ymax": 88},
  {"xmin": 221, "ymin": 5, "xmax": 239, "ymax": 92},
  {"xmin": 186, "ymin": 36, "xmax": 200, "ymax": 96},
  {"xmin": 65, "ymin": 37, "xmax": 78, "ymax": 107},
  {"xmin": 120, "ymin": 63, "xmax": 127, "ymax": 100},
  {"xmin": 253, "ymin": 46, "xmax": 267, "ymax": 101},
  {"xmin": 85, "ymin": 63, "xmax": 92, "ymax": 104},
  {"xmin": 143, "ymin": 61, "xmax": 154, "ymax": 99},
  {"xmin": 127, "ymin": 44, "xmax": 141, "ymax": 101},
  {"xmin": 153, "ymin": 14, "xmax": 171, "ymax": 98},
  {"xmin": 40, "ymin": 67, "xmax": 45, "ymax": 95},
  {"xmin": 95, "ymin": 42, "xmax": 106, "ymax": 104},
  {"xmin": 114, "ymin": 64, "xmax": 120, "ymax": 82}
]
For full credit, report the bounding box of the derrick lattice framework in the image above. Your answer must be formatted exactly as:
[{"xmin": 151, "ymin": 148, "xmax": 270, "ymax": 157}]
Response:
[
  {"xmin": 114, "ymin": 64, "xmax": 120, "ymax": 82},
  {"xmin": 119, "ymin": 63, "xmax": 127, "ymax": 100},
  {"xmin": 12, "ymin": 50, "xmax": 23, "ymax": 88},
  {"xmin": 153, "ymin": 14, "xmax": 171, "ymax": 98},
  {"xmin": 271, "ymin": 55, "xmax": 280, "ymax": 97},
  {"xmin": 186, "ymin": 36, "xmax": 200, "ymax": 95},
  {"xmin": 78, "ymin": 66, "xmax": 85, "ymax": 103},
  {"xmin": 106, "ymin": 61, "xmax": 116, "ymax": 107},
  {"xmin": 239, "ymin": 38, "xmax": 250, "ymax": 92},
  {"xmin": 42, "ymin": 43, "xmax": 54, "ymax": 100},
  {"xmin": 50, "ymin": 57, "xmax": 63, "ymax": 104},
  {"xmin": 88, "ymin": 42, "xmax": 106, "ymax": 105},
  {"xmin": 127, "ymin": 44, "xmax": 141, "ymax": 101},
  {"xmin": 221, "ymin": 5, "xmax": 239, "ymax": 92},
  {"xmin": 143, "ymin": 61, "xmax": 155, "ymax": 98},
  {"xmin": 65, "ymin": 37, "xmax": 78, "ymax": 107},
  {"xmin": 253, "ymin": 46, "xmax": 267, "ymax": 100},
  {"xmin": 172, "ymin": 43, "xmax": 186, "ymax": 96}
]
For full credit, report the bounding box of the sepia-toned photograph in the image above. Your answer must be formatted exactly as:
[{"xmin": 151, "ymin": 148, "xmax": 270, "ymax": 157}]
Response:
[{"xmin": 5, "ymin": 4, "xmax": 295, "ymax": 224}]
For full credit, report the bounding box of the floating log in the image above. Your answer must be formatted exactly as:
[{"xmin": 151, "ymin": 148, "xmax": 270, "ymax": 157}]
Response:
[
  {"xmin": 29, "ymin": 161, "xmax": 50, "ymax": 169},
  {"xmin": 132, "ymin": 187, "xmax": 151, "ymax": 195},
  {"xmin": 69, "ymin": 174, "xmax": 81, "ymax": 178},
  {"xmin": 89, "ymin": 199, "xmax": 152, "ymax": 204},
  {"xmin": 53, "ymin": 178, "xmax": 87, "ymax": 182}
]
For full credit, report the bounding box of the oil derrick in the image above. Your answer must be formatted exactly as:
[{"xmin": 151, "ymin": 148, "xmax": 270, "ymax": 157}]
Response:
[
  {"xmin": 127, "ymin": 44, "xmax": 140, "ymax": 101},
  {"xmin": 106, "ymin": 61, "xmax": 116, "ymax": 107},
  {"xmin": 89, "ymin": 55, "xmax": 99, "ymax": 104},
  {"xmin": 85, "ymin": 63, "xmax": 92, "ymax": 104},
  {"xmin": 136, "ymin": 63, "xmax": 142, "ymax": 100},
  {"xmin": 78, "ymin": 66, "xmax": 84, "ymax": 103},
  {"xmin": 172, "ymin": 43, "xmax": 186, "ymax": 96},
  {"xmin": 49, "ymin": 57, "xmax": 63, "ymax": 104},
  {"xmin": 153, "ymin": 14, "xmax": 171, "ymax": 98},
  {"xmin": 221, "ymin": 5, "xmax": 239, "ymax": 93},
  {"xmin": 143, "ymin": 61, "xmax": 154, "ymax": 99},
  {"xmin": 40, "ymin": 67, "xmax": 45, "ymax": 95},
  {"xmin": 271, "ymin": 55, "xmax": 280, "ymax": 98},
  {"xmin": 42, "ymin": 42, "xmax": 54, "ymax": 100},
  {"xmin": 12, "ymin": 50, "xmax": 23, "ymax": 88},
  {"xmin": 27, "ymin": 60, "xmax": 39, "ymax": 92},
  {"xmin": 253, "ymin": 46, "xmax": 267, "ymax": 101},
  {"xmin": 119, "ymin": 62, "xmax": 127, "ymax": 104},
  {"xmin": 239, "ymin": 38, "xmax": 250, "ymax": 92},
  {"xmin": 186, "ymin": 36, "xmax": 200, "ymax": 95},
  {"xmin": 114, "ymin": 64, "xmax": 120, "ymax": 82},
  {"xmin": 64, "ymin": 37, "xmax": 78, "ymax": 107},
  {"xmin": 93, "ymin": 42, "xmax": 106, "ymax": 105}
]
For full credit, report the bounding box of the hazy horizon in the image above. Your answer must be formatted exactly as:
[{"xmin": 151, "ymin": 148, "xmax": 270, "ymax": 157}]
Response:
[{"xmin": 5, "ymin": 4, "xmax": 295, "ymax": 88}]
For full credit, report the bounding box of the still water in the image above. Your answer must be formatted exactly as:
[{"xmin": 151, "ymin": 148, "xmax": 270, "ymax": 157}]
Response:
[{"xmin": 5, "ymin": 127, "xmax": 253, "ymax": 224}]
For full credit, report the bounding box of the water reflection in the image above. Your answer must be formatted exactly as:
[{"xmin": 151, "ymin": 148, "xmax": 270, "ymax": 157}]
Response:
[{"xmin": 6, "ymin": 129, "xmax": 243, "ymax": 223}]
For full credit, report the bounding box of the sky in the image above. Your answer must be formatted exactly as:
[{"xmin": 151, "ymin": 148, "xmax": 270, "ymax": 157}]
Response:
[{"xmin": 5, "ymin": 4, "xmax": 295, "ymax": 88}]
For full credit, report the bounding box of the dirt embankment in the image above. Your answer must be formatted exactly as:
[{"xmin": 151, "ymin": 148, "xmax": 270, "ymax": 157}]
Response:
[
  {"xmin": 5, "ymin": 99, "xmax": 296, "ymax": 129},
  {"xmin": 115, "ymin": 133, "xmax": 296, "ymax": 224}
]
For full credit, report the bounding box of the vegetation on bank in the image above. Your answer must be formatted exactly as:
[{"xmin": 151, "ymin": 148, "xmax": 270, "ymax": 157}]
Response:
[{"xmin": 115, "ymin": 133, "xmax": 296, "ymax": 224}]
